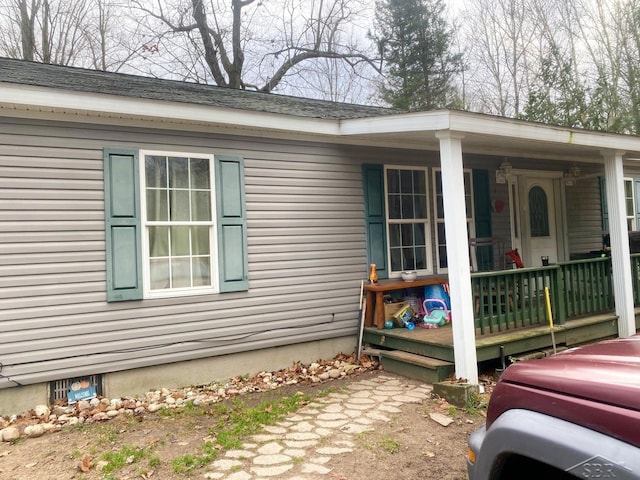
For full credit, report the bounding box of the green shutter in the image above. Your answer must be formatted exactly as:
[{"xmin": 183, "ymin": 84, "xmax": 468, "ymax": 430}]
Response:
[
  {"xmin": 473, "ymin": 169, "xmax": 493, "ymax": 270},
  {"xmin": 215, "ymin": 155, "xmax": 248, "ymax": 292},
  {"xmin": 362, "ymin": 164, "xmax": 388, "ymax": 279},
  {"xmin": 600, "ymin": 176, "xmax": 608, "ymax": 232},
  {"xmin": 103, "ymin": 148, "xmax": 143, "ymax": 301}
]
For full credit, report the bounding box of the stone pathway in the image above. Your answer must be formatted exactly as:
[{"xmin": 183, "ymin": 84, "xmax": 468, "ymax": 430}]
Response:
[{"xmin": 201, "ymin": 374, "xmax": 432, "ymax": 479}]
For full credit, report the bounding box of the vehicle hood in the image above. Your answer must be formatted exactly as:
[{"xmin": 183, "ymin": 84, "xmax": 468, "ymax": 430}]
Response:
[{"xmin": 500, "ymin": 336, "xmax": 640, "ymax": 410}]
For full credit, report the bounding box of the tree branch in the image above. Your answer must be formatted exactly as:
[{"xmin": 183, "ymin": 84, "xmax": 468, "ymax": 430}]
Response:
[
  {"xmin": 260, "ymin": 48, "xmax": 380, "ymax": 92},
  {"xmin": 190, "ymin": 0, "xmax": 227, "ymax": 86},
  {"xmin": 131, "ymin": 0, "xmax": 198, "ymax": 33}
]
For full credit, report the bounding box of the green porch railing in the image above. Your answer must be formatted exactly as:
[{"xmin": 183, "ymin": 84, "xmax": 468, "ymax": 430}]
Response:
[
  {"xmin": 471, "ymin": 266, "xmax": 562, "ymax": 335},
  {"xmin": 559, "ymin": 257, "xmax": 614, "ymax": 318},
  {"xmin": 471, "ymin": 256, "xmax": 620, "ymax": 335},
  {"xmin": 633, "ymin": 254, "xmax": 640, "ymax": 305}
]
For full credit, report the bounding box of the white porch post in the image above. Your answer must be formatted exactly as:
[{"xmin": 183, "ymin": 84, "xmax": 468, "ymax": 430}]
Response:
[
  {"xmin": 602, "ymin": 150, "xmax": 636, "ymax": 337},
  {"xmin": 436, "ymin": 131, "xmax": 478, "ymax": 384}
]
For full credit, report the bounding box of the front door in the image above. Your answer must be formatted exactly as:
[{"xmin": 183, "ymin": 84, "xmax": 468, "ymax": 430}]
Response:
[{"xmin": 523, "ymin": 177, "xmax": 558, "ymax": 267}]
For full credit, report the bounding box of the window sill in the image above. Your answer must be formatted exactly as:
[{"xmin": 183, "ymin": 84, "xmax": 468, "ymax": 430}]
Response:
[{"xmin": 145, "ymin": 287, "xmax": 219, "ymax": 299}]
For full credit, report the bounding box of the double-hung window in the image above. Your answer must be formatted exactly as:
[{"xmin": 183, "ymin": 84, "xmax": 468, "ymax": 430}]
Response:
[
  {"xmin": 104, "ymin": 148, "xmax": 248, "ymax": 302},
  {"xmin": 363, "ymin": 164, "xmax": 487, "ymax": 279},
  {"xmin": 601, "ymin": 176, "xmax": 640, "ymax": 234},
  {"xmin": 624, "ymin": 178, "xmax": 637, "ymax": 231},
  {"xmin": 384, "ymin": 166, "xmax": 431, "ymax": 276},
  {"xmin": 141, "ymin": 152, "xmax": 217, "ymax": 296},
  {"xmin": 433, "ymin": 168, "xmax": 475, "ymax": 273}
]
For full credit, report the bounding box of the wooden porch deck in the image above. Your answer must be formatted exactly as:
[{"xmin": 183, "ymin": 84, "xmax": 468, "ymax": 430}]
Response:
[
  {"xmin": 362, "ymin": 312, "xmax": 629, "ymax": 383},
  {"xmin": 364, "ymin": 312, "xmax": 620, "ymax": 363},
  {"xmin": 361, "ymin": 256, "xmax": 640, "ymax": 383}
]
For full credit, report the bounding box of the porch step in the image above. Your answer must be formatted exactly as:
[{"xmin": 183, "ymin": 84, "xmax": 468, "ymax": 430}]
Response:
[{"xmin": 380, "ymin": 350, "xmax": 454, "ymax": 384}]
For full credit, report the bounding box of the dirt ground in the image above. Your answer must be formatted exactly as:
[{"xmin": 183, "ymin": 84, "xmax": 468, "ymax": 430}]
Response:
[{"xmin": 0, "ymin": 369, "xmax": 491, "ymax": 480}]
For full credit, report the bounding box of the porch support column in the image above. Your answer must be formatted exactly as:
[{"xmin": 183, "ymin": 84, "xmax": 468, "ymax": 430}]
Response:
[
  {"xmin": 436, "ymin": 131, "xmax": 478, "ymax": 384},
  {"xmin": 602, "ymin": 150, "xmax": 635, "ymax": 337}
]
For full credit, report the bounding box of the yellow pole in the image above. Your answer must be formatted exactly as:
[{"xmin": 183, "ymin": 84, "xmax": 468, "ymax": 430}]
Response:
[{"xmin": 544, "ymin": 287, "xmax": 557, "ymax": 354}]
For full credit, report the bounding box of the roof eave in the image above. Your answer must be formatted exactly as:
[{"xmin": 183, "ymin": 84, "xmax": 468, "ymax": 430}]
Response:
[
  {"xmin": 341, "ymin": 109, "xmax": 640, "ymax": 155},
  {"xmin": 0, "ymin": 82, "xmax": 342, "ymax": 137}
]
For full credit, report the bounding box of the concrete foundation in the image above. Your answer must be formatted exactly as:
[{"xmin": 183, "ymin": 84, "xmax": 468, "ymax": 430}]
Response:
[
  {"xmin": 433, "ymin": 381, "xmax": 480, "ymax": 407},
  {"xmin": 0, "ymin": 336, "xmax": 356, "ymax": 416}
]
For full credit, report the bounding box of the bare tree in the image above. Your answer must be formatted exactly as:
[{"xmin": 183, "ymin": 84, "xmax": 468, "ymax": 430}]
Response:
[
  {"xmin": 618, "ymin": 0, "xmax": 640, "ymax": 133},
  {"xmin": 0, "ymin": 0, "xmax": 91, "ymax": 64},
  {"xmin": 283, "ymin": 55, "xmax": 379, "ymax": 104},
  {"xmin": 83, "ymin": 0, "xmax": 142, "ymax": 72},
  {"xmin": 456, "ymin": 0, "xmax": 640, "ymax": 133},
  {"xmin": 0, "ymin": 0, "xmax": 41, "ymax": 60},
  {"xmin": 525, "ymin": 0, "xmax": 640, "ymax": 133},
  {"xmin": 0, "ymin": 0, "xmax": 140, "ymax": 72},
  {"xmin": 130, "ymin": 0, "xmax": 378, "ymax": 94}
]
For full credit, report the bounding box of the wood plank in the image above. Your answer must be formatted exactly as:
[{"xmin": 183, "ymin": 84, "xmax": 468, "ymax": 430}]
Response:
[
  {"xmin": 365, "ymin": 313, "xmax": 624, "ymax": 365},
  {"xmin": 380, "ymin": 351, "xmax": 454, "ymax": 384},
  {"xmin": 381, "ymin": 350, "xmax": 453, "ymax": 368}
]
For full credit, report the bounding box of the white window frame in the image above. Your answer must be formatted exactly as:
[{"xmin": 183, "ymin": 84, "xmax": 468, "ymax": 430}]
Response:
[
  {"xmin": 383, "ymin": 165, "xmax": 432, "ymax": 277},
  {"xmin": 433, "ymin": 168, "xmax": 476, "ymax": 274},
  {"xmin": 139, "ymin": 150, "xmax": 219, "ymax": 298},
  {"xmin": 624, "ymin": 177, "xmax": 636, "ymax": 231}
]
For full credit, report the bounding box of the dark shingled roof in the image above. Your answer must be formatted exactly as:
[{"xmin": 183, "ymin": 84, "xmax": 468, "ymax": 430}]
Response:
[{"xmin": 0, "ymin": 57, "xmax": 398, "ymax": 120}]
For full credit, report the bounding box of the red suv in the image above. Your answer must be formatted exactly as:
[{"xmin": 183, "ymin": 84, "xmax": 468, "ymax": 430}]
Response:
[{"xmin": 467, "ymin": 335, "xmax": 640, "ymax": 479}]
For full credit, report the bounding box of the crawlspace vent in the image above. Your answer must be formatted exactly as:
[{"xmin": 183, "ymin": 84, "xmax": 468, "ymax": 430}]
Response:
[{"xmin": 50, "ymin": 374, "xmax": 103, "ymax": 403}]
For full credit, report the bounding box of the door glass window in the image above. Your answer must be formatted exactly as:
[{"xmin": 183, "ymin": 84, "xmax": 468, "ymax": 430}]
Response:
[{"xmin": 529, "ymin": 186, "xmax": 549, "ymax": 237}]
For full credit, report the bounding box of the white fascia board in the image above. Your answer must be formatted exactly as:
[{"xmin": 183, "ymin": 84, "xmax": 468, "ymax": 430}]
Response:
[
  {"xmin": 0, "ymin": 83, "xmax": 340, "ymax": 136},
  {"xmin": 448, "ymin": 111, "xmax": 640, "ymax": 153},
  {"xmin": 341, "ymin": 109, "xmax": 640, "ymax": 155},
  {"xmin": 340, "ymin": 110, "xmax": 451, "ymax": 135}
]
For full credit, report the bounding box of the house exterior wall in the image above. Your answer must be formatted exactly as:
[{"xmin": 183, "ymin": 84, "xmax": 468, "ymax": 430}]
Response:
[
  {"xmin": 2, "ymin": 112, "xmax": 621, "ymax": 413},
  {"xmin": 565, "ymin": 175, "xmax": 606, "ymax": 255},
  {"xmin": 1, "ymin": 116, "xmax": 380, "ymax": 409}
]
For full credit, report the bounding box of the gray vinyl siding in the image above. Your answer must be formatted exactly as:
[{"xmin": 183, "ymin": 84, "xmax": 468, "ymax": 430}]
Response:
[
  {"xmin": 0, "ymin": 118, "xmax": 375, "ymax": 388},
  {"xmin": 565, "ymin": 176, "xmax": 605, "ymax": 255}
]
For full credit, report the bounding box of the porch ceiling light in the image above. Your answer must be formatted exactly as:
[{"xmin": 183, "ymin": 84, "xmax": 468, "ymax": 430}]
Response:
[
  {"xmin": 497, "ymin": 159, "xmax": 512, "ymax": 179},
  {"xmin": 563, "ymin": 165, "xmax": 581, "ymax": 186},
  {"xmin": 568, "ymin": 165, "xmax": 581, "ymax": 178}
]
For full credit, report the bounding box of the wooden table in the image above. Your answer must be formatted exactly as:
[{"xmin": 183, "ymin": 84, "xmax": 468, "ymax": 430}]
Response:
[{"xmin": 364, "ymin": 276, "xmax": 449, "ymax": 329}]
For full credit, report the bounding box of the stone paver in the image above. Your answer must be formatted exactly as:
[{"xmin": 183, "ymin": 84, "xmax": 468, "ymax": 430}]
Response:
[{"xmin": 198, "ymin": 375, "xmax": 432, "ymax": 479}]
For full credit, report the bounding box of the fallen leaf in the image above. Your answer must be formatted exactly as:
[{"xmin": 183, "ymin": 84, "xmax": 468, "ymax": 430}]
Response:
[
  {"xmin": 25, "ymin": 462, "xmax": 38, "ymax": 468},
  {"xmin": 424, "ymin": 451, "xmax": 436, "ymax": 458},
  {"xmin": 79, "ymin": 455, "xmax": 92, "ymax": 472}
]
